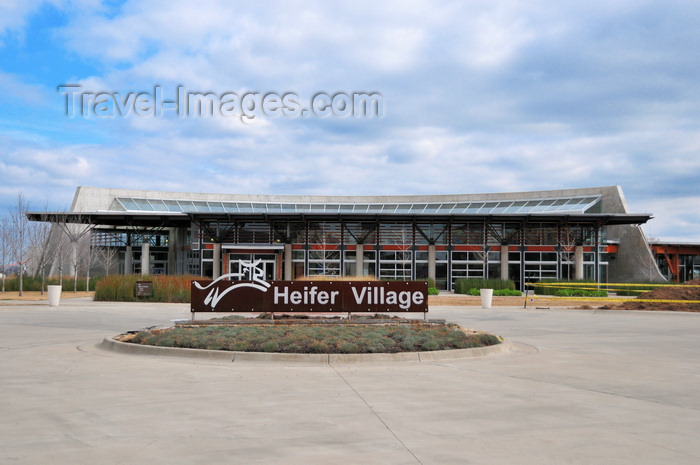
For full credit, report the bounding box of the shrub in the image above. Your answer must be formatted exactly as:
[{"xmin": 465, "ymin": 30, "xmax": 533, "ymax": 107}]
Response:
[
  {"xmin": 128, "ymin": 323, "xmax": 503, "ymax": 354},
  {"xmin": 454, "ymin": 278, "xmax": 515, "ymax": 294},
  {"xmin": 531, "ymin": 279, "xmax": 598, "ymax": 295},
  {"xmin": 230, "ymin": 341, "xmax": 251, "ymax": 351},
  {"xmin": 308, "ymin": 341, "xmax": 329, "ymax": 353},
  {"xmin": 428, "ymin": 287, "xmax": 440, "ymax": 295},
  {"xmin": 1, "ymin": 275, "xmax": 101, "ymax": 292},
  {"xmin": 421, "ymin": 340, "xmax": 440, "ymax": 351},
  {"xmin": 339, "ymin": 342, "xmax": 359, "ymax": 354},
  {"xmin": 464, "ymin": 288, "xmax": 520, "ymax": 296},
  {"xmin": 554, "ymin": 288, "xmax": 608, "ymax": 297},
  {"xmin": 261, "ymin": 341, "xmax": 280, "ymax": 352},
  {"xmin": 494, "ymin": 289, "xmax": 522, "ymax": 296}
]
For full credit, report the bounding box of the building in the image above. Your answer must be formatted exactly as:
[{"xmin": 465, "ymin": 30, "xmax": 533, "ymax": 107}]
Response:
[
  {"xmin": 649, "ymin": 242, "xmax": 700, "ymax": 282},
  {"xmin": 27, "ymin": 185, "xmax": 664, "ymax": 290}
]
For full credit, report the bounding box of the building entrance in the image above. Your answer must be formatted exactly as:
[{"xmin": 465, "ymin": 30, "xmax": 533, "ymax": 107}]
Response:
[{"xmin": 228, "ymin": 252, "xmax": 278, "ymax": 281}]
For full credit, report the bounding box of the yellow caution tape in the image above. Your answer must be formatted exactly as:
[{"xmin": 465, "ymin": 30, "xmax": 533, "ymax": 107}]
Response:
[
  {"xmin": 526, "ymin": 295, "xmax": 700, "ymax": 304},
  {"xmin": 525, "ymin": 282, "xmax": 699, "ymax": 288}
]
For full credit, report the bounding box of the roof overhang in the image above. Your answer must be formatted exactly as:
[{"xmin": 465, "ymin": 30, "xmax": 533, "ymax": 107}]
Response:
[{"xmin": 26, "ymin": 211, "xmax": 652, "ymax": 227}]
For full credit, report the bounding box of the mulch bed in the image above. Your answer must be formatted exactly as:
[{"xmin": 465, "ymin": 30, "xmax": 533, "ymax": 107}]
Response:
[{"xmin": 594, "ymin": 279, "xmax": 700, "ymax": 312}]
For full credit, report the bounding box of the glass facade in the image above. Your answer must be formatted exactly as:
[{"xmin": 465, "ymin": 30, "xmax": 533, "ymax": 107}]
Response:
[{"xmin": 83, "ymin": 194, "xmax": 623, "ymax": 290}]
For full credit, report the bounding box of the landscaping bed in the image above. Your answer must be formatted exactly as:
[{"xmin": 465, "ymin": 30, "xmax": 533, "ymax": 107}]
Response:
[
  {"xmin": 597, "ymin": 279, "xmax": 700, "ymax": 311},
  {"xmin": 118, "ymin": 316, "xmax": 501, "ymax": 354}
]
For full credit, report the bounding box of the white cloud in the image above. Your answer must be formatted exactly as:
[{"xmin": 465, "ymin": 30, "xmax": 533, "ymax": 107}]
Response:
[{"xmin": 2, "ymin": 0, "xmax": 700, "ymax": 244}]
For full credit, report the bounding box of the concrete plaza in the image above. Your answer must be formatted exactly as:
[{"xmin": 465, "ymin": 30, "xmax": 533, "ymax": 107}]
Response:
[{"xmin": 0, "ymin": 298, "xmax": 698, "ymax": 464}]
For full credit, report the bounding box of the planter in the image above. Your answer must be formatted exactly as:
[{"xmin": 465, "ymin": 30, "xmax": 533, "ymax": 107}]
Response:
[
  {"xmin": 480, "ymin": 288, "xmax": 493, "ymax": 309},
  {"xmin": 48, "ymin": 285, "xmax": 62, "ymax": 307}
]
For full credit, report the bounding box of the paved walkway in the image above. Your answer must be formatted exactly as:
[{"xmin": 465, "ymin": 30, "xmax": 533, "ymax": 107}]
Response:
[{"xmin": 1, "ymin": 299, "xmax": 699, "ymax": 465}]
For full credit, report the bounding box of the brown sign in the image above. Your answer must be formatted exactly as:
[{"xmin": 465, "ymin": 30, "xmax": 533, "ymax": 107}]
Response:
[
  {"xmin": 191, "ymin": 279, "xmax": 428, "ymax": 313},
  {"xmin": 135, "ymin": 281, "xmax": 153, "ymax": 297}
]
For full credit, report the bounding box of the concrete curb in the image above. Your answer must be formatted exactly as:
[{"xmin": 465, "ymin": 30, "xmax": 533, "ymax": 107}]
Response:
[{"xmin": 99, "ymin": 337, "xmax": 516, "ymax": 364}]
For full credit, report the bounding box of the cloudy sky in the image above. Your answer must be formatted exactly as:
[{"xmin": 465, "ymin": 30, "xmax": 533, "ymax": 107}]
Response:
[{"xmin": 1, "ymin": 0, "xmax": 699, "ymax": 241}]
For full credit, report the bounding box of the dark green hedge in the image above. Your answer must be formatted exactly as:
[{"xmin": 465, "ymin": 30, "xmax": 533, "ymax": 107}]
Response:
[
  {"xmin": 454, "ymin": 278, "xmax": 516, "ymax": 294},
  {"xmin": 1, "ymin": 275, "xmax": 99, "ymax": 292}
]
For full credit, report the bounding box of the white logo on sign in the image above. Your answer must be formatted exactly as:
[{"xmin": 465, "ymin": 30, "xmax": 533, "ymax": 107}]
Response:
[{"xmin": 193, "ymin": 260, "xmax": 271, "ymax": 309}]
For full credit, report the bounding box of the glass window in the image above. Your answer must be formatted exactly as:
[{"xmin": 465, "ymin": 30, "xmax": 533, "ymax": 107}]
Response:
[
  {"xmin": 378, "ymin": 250, "xmax": 412, "ymax": 280},
  {"xmin": 415, "ymin": 251, "xmax": 428, "ymax": 261}
]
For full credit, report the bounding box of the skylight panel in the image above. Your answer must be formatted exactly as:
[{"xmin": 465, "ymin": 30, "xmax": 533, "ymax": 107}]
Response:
[
  {"xmin": 218, "ymin": 202, "xmax": 236, "ymax": 213},
  {"xmin": 207, "ymin": 202, "xmax": 226, "ymax": 212},
  {"xmin": 163, "ymin": 200, "xmax": 182, "ymax": 212},
  {"xmin": 237, "ymin": 202, "xmax": 253, "ymax": 212},
  {"xmin": 146, "ymin": 199, "xmax": 167, "ymax": 211},
  {"xmin": 176, "ymin": 201, "xmax": 195, "ymax": 212},
  {"xmin": 466, "ymin": 203, "xmax": 484, "ymax": 213},
  {"xmin": 117, "ymin": 198, "xmax": 141, "ymax": 211},
  {"xmin": 491, "ymin": 201, "xmax": 513, "ymax": 213},
  {"xmin": 193, "ymin": 201, "xmax": 210, "ymax": 212},
  {"xmin": 133, "ymin": 198, "xmax": 153, "ymax": 211},
  {"xmin": 480, "ymin": 202, "xmax": 498, "ymax": 213},
  {"xmin": 452, "ymin": 203, "xmax": 469, "ymax": 213}
]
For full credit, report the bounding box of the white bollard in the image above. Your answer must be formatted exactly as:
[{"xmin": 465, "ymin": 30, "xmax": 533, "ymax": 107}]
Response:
[
  {"xmin": 47, "ymin": 285, "xmax": 62, "ymax": 307},
  {"xmin": 480, "ymin": 288, "xmax": 493, "ymax": 309}
]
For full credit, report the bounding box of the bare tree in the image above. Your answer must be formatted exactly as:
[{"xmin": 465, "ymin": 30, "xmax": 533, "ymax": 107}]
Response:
[
  {"xmin": 559, "ymin": 226, "xmax": 580, "ymax": 280},
  {"xmin": 94, "ymin": 244, "xmax": 120, "ymax": 276},
  {"xmin": 77, "ymin": 232, "xmax": 100, "ymax": 291},
  {"xmin": 8, "ymin": 194, "xmax": 32, "ymax": 296},
  {"xmin": 309, "ymin": 223, "xmax": 341, "ymax": 276},
  {"xmin": 27, "ymin": 206, "xmax": 53, "ymax": 295},
  {"xmin": 0, "ymin": 216, "xmax": 10, "ymax": 292},
  {"xmin": 54, "ymin": 213, "xmax": 94, "ymax": 293},
  {"xmin": 87, "ymin": 229, "xmax": 123, "ymax": 277},
  {"xmin": 51, "ymin": 227, "xmax": 71, "ymax": 286}
]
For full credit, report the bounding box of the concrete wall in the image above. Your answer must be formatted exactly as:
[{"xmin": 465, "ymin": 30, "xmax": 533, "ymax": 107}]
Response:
[{"xmin": 600, "ymin": 186, "xmax": 665, "ymax": 282}]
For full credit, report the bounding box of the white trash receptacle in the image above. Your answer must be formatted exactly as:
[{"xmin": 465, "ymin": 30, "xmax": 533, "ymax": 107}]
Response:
[
  {"xmin": 480, "ymin": 288, "xmax": 493, "ymax": 309},
  {"xmin": 48, "ymin": 285, "xmax": 62, "ymax": 307}
]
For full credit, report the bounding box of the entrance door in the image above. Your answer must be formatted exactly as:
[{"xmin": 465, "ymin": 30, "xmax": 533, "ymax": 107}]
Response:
[{"xmin": 229, "ymin": 253, "xmax": 278, "ymax": 281}]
